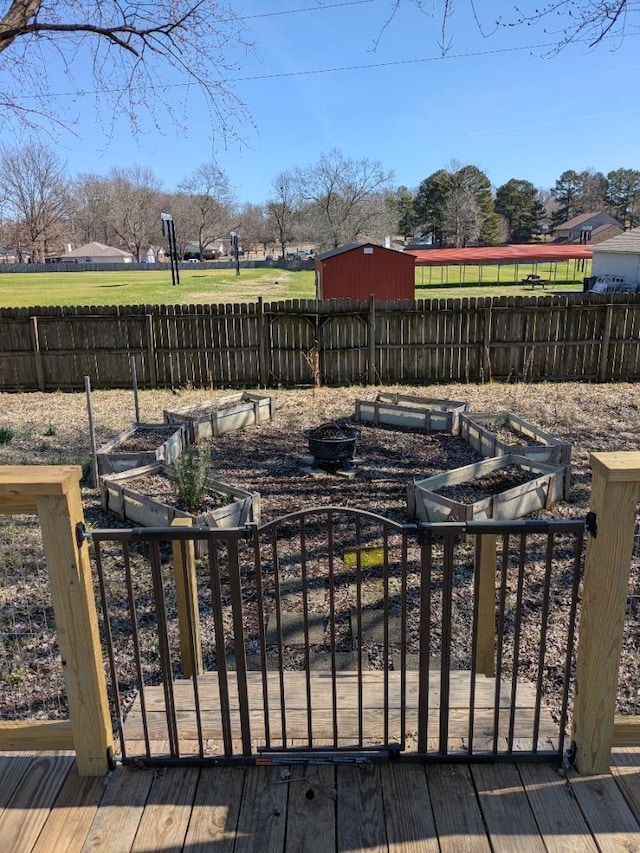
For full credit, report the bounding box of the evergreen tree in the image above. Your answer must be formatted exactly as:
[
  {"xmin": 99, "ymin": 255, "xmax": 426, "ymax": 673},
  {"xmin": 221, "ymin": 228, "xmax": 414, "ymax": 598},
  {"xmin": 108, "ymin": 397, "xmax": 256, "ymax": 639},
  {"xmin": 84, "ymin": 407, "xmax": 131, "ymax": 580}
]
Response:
[
  {"xmin": 606, "ymin": 168, "xmax": 640, "ymax": 227},
  {"xmin": 495, "ymin": 179, "xmax": 544, "ymax": 243}
]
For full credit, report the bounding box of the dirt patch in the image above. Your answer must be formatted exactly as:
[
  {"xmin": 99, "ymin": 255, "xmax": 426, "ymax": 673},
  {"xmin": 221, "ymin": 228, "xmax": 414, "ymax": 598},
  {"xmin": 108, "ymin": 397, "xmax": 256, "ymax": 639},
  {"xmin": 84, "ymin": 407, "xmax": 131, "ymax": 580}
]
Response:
[
  {"xmin": 1, "ymin": 381, "xmax": 639, "ymax": 726},
  {"xmin": 436, "ymin": 465, "xmax": 535, "ymax": 502}
]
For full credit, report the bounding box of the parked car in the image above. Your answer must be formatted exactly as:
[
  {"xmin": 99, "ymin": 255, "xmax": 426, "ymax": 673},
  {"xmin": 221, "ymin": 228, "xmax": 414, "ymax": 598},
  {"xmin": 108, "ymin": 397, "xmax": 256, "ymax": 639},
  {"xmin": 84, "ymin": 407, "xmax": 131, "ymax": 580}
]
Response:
[{"xmin": 286, "ymin": 249, "xmax": 314, "ymax": 260}]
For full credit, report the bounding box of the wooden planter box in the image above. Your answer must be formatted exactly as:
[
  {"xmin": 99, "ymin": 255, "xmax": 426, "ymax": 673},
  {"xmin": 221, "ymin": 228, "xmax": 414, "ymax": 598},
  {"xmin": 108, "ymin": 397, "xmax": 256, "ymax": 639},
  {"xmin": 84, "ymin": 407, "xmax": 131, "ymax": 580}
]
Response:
[
  {"xmin": 100, "ymin": 462, "xmax": 259, "ymax": 553},
  {"xmin": 407, "ymin": 453, "xmax": 568, "ymax": 523},
  {"xmin": 96, "ymin": 422, "xmax": 187, "ymax": 478},
  {"xmin": 460, "ymin": 411, "xmax": 571, "ymax": 498},
  {"xmin": 354, "ymin": 393, "xmax": 467, "ymax": 435},
  {"xmin": 164, "ymin": 392, "xmax": 275, "ymax": 443}
]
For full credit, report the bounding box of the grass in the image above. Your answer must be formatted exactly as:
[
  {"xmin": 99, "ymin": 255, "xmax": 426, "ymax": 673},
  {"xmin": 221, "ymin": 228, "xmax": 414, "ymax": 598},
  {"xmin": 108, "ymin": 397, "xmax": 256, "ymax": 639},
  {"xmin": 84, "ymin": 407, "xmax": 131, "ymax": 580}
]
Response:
[
  {"xmin": 0, "ymin": 259, "xmax": 591, "ymax": 308},
  {"xmin": 0, "ymin": 268, "xmax": 317, "ymax": 307}
]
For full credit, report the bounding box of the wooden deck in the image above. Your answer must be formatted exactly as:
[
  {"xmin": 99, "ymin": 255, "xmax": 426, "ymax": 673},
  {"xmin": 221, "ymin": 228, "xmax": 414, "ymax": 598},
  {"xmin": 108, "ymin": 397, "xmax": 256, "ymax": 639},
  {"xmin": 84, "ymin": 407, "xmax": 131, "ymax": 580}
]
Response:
[{"xmin": 1, "ymin": 747, "xmax": 640, "ymax": 851}]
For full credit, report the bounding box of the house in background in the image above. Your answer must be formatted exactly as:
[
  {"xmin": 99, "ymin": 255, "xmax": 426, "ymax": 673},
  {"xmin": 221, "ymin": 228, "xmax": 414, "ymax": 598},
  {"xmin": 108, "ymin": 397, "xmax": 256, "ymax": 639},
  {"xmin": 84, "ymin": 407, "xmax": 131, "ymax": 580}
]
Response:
[
  {"xmin": 64, "ymin": 242, "xmax": 134, "ymax": 264},
  {"xmin": 315, "ymin": 243, "xmax": 415, "ymax": 300},
  {"xmin": 145, "ymin": 246, "xmax": 166, "ymax": 263},
  {"xmin": 588, "ymin": 227, "xmax": 640, "ymax": 291},
  {"xmin": 554, "ymin": 212, "xmax": 623, "ymax": 245}
]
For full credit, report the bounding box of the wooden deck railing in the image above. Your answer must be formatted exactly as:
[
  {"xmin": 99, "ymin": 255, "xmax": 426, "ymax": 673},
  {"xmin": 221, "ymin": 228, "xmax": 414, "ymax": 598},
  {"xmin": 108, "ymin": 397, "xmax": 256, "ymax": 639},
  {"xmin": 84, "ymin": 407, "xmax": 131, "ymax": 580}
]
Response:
[
  {"xmin": 572, "ymin": 451, "xmax": 640, "ymax": 773},
  {"xmin": 0, "ymin": 467, "xmax": 113, "ymax": 776},
  {"xmin": 1, "ymin": 455, "xmax": 640, "ymax": 775}
]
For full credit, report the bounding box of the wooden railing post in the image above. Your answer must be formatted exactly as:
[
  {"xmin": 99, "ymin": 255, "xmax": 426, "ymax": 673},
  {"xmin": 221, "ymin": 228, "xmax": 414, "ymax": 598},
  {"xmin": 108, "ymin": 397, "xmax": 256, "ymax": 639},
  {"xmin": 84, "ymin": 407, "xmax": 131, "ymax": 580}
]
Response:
[
  {"xmin": 0, "ymin": 465, "xmax": 113, "ymax": 776},
  {"xmin": 475, "ymin": 533, "xmax": 496, "ymax": 678},
  {"xmin": 572, "ymin": 451, "xmax": 640, "ymax": 774},
  {"xmin": 171, "ymin": 518, "xmax": 203, "ymax": 678}
]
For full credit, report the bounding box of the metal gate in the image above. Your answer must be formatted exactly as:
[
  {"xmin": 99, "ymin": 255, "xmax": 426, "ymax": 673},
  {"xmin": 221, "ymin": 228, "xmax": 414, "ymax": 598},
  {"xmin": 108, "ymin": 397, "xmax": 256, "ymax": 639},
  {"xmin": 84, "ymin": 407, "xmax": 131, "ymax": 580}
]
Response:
[{"xmin": 91, "ymin": 509, "xmax": 585, "ymax": 766}]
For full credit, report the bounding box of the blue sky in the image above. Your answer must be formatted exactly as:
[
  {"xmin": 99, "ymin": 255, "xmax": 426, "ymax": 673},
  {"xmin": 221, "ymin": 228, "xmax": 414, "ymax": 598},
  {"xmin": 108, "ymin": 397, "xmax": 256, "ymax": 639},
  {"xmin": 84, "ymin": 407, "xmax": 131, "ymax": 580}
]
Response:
[{"xmin": 3, "ymin": 1, "xmax": 640, "ymax": 203}]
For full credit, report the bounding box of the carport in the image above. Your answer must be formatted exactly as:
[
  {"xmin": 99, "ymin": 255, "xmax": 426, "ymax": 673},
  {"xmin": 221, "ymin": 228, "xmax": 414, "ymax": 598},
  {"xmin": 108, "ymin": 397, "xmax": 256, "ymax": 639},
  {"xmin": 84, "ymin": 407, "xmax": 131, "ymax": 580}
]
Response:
[{"xmin": 405, "ymin": 244, "xmax": 593, "ymax": 286}]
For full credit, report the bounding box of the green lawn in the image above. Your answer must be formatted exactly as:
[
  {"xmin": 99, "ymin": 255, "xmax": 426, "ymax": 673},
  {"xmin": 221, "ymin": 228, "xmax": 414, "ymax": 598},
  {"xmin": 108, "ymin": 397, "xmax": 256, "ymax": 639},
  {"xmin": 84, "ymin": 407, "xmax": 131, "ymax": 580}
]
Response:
[
  {"xmin": 0, "ymin": 268, "xmax": 317, "ymax": 307},
  {"xmin": 0, "ymin": 261, "xmax": 590, "ymax": 308}
]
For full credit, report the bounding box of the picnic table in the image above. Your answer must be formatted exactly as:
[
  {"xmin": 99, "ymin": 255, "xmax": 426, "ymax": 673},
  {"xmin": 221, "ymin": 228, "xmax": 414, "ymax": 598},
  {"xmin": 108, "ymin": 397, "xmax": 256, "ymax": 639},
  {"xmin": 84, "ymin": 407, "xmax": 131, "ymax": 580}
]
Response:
[{"xmin": 522, "ymin": 274, "xmax": 547, "ymax": 289}]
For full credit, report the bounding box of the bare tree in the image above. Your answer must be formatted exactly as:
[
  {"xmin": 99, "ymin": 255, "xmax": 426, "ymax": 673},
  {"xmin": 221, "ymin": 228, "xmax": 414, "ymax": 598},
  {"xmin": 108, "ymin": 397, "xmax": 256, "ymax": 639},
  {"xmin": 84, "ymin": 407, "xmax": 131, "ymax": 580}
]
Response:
[
  {"xmin": 267, "ymin": 172, "xmax": 301, "ymax": 259},
  {"xmin": 0, "ymin": 1, "xmax": 252, "ymax": 137},
  {"xmin": 237, "ymin": 203, "xmax": 272, "ymax": 257},
  {"xmin": 442, "ymin": 183, "xmax": 481, "ymax": 248},
  {"xmin": 104, "ymin": 165, "xmax": 163, "ymax": 261},
  {"xmin": 392, "ymin": 3, "xmax": 637, "ymax": 54},
  {"xmin": 0, "ymin": 141, "xmax": 69, "ymax": 261},
  {"xmin": 178, "ymin": 163, "xmax": 234, "ymax": 259},
  {"xmin": 70, "ymin": 174, "xmax": 112, "ymax": 245},
  {"xmin": 295, "ymin": 149, "xmax": 393, "ymax": 250}
]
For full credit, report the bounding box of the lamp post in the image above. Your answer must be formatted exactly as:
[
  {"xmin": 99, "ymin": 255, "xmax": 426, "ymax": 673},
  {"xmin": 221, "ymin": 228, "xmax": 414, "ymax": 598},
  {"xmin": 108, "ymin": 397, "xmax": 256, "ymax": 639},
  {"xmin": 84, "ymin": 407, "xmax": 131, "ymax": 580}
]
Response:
[
  {"xmin": 161, "ymin": 213, "xmax": 180, "ymax": 286},
  {"xmin": 230, "ymin": 231, "xmax": 240, "ymax": 276}
]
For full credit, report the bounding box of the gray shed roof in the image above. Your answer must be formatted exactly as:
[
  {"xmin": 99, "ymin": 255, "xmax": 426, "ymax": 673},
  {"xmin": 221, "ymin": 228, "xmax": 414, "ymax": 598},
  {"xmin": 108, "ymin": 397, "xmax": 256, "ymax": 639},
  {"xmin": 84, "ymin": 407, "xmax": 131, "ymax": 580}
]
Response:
[
  {"xmin": 315, "ymin": 242, "xmax": 370, "ymax": 261},
  {"xmin": 591, "ymin": 227, "xmax": 640, "ymax": 254}
]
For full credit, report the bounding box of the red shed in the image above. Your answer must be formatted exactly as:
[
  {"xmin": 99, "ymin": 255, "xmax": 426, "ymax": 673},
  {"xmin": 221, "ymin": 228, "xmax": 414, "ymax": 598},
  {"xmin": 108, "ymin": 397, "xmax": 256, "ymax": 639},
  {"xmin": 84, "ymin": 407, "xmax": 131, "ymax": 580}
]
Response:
[{"xmin": 315, "ymin": 242, "xmax": 415, "ymax": 300}]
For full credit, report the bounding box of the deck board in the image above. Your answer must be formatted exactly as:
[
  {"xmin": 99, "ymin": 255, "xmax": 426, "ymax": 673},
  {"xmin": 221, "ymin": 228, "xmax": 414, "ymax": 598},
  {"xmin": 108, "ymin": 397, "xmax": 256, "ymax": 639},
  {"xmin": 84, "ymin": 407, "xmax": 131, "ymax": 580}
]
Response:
[
  {"xmin": 336, "ymin": 764, "xmax": 386, "ymax": 853},
  {"xmin": 471, "ymin": 762, "xmax": 547, "ymax": 853},
  {"xmin": 610, "ymin": 745, "xmax": 640, "ymax": 825},
  {"xmin": 567, "ymin": 770, "xmax": 640, "ymax": 853},
  {"xmin": 426, "ymin": 763, "xmax": 491, "ymax": 852},
  {"xmin": 183, "ymin": 765, "xmax": 245, "ymax": 851},
  {"xmin": 130, "ymin": 764, "xmax": 199, "ymax": 852},
  {"xmin": 284, "ymin": 764, "xmax": 336, "ymax": 853},
  {"xmin": 31, "ymin": 767, "xmax": 104, "ymax": 853},
  {"xmin": 380, "ymin": 763, "xmax": 439, "ymax": 853},
  {"xmin": 517, "ymin": 762, "xmax": 599, "ymax": 853},
  {"xmin": 0, "ymin": 752, "xmax": 74, "ymax": 852},
  {"xmin": 234, "ymin": 766, "xmax": 288, "ymax": 853},
  {"xmin": 0, "ymin": 749, "xmax": 638, "ymax": 852}
]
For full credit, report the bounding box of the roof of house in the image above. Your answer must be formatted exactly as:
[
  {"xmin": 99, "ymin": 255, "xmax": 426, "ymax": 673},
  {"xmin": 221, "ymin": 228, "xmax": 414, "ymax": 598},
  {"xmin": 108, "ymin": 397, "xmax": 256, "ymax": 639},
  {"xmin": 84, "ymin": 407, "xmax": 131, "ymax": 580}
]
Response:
[
  {"xmin": 555, "ymin": 211, "xmax": 621, "ymax": 231},
  {"xmin": 64, "ymin": 241, "xmax": 133, "ymax": 258},
  {"xmin": 591, "ymin": 227, "xmax": 640, "ymax": 254}
]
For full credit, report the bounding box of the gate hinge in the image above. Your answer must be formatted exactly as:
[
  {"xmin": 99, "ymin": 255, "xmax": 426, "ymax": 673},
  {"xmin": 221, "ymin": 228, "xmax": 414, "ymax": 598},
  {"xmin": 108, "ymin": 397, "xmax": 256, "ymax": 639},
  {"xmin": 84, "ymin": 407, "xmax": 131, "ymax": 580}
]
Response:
[
  {"xmin": 75, "ymin": 522, "xmax": 91, "ymax": 549},
  {"xmin": 585, "ymin": 512, "xmax": 597, "ymax": 538}
]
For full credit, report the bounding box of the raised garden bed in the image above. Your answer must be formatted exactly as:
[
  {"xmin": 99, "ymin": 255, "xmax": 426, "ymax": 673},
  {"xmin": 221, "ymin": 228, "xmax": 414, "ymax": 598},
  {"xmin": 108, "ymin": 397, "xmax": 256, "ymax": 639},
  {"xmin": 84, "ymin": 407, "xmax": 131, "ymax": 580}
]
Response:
[
  {"xmin": 96, "ymin": 422, "xmax": 188, "ymax": 477},
  {"xmin": 354, "ymin": 392, "xmax": 467, "ymax": 435},
  {"xmin": 460, "ymin": 411, "xmax": 571, "ymax": 498},
  {"xmin": 100, "ymin": 462, "xmax": 259, "ymax": 550},
  {"xmin": 407, "ymin": 453, "xmax": 568, "ymax": 522},
  {"xmin": 164, "ymin": 392, "xmax": 275, "ymax": 443}
]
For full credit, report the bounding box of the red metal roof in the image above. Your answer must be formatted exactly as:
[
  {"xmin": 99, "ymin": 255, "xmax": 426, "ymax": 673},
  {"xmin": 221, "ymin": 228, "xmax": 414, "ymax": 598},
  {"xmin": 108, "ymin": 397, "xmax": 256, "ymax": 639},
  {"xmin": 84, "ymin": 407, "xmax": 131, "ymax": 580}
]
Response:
[{"xmin": 405, "ymin": 244, "xmax": 593, "ymax": 265}]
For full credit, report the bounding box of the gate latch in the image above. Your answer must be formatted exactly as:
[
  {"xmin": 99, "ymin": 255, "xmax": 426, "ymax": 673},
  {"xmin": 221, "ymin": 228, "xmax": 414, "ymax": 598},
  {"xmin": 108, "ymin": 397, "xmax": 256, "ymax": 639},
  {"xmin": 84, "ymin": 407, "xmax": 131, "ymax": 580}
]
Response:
[{"xmin": 585, "ymin": 512, "xmax": 597, "ymax": 539}]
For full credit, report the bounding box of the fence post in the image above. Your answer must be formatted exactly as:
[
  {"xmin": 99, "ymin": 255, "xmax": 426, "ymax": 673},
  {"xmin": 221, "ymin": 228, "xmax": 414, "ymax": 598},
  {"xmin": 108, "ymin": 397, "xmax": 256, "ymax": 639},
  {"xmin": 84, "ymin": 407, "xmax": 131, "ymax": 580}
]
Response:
[
  {"xmin": 145, "ymin": 313, "xmax": 157, "ymax": 388},
  {"xmin": 572, "ymin": 451, "xmax": 640, "ymax": 774},
  {"xmin": 171, "ymin": 518, "xmax": 203, "ymax": 679},
  {"xmin": 368, "ymin": 294, "xmax": 376, "ymax": 386},
  {"xmin": 257, "ymin": 296, "xmax": 268, "ymax": 388},
  {"xmin": 29, "ymin": 316, "xmax": 45, "ymax": 391},
  {"xmin": 598, "ymin": 302, "xmax": 614, "ymax": 383},
  {"xmin": 482, "ymin": 303, "xmax": 492, "ymax": 381},
  {"xmin": 0, "ymin": 466, "xmax": 114, "ymax": 775}
]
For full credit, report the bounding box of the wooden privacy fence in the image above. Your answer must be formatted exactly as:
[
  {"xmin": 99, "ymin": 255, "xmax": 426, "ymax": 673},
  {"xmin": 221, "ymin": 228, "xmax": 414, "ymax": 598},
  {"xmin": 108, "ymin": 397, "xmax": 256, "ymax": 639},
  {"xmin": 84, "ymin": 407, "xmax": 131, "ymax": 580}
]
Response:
[{"xmin": 1, "ymin": 293, "xmax": 640, "ymax": 391}]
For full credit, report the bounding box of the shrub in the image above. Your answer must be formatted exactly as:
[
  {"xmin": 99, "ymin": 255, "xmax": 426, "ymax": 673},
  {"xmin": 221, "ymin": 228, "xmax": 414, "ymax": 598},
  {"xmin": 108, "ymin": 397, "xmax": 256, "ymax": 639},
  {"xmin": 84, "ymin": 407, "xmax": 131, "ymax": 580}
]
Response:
[
  {"xmin": 169, "ymin": 450, "xmax": 211, "ymax": 512},
  {"xmin": 44, "ymin": 424, "xmax": 57, "ymax": 436},
  {"xmin": 0, "ymin": 426, "xmax": 15, "ymax": 444}
]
